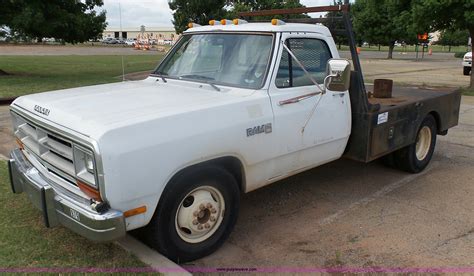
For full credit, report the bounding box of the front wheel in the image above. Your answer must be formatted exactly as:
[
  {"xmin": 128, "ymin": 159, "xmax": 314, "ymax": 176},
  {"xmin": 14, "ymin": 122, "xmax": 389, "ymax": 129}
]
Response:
[
  {"xmin": 393, "ymin": 114, "xmax": 437, "ymax": 173},
  {"xmin": 143, "ymin": 166, "xmax": 240, "ymax": 262}
]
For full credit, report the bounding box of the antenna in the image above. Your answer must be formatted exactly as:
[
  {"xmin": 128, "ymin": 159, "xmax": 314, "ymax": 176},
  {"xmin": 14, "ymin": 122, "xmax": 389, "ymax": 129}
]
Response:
[{"xmin": 119, "ymin": 1, "xmax": 125, "ymax": 81}]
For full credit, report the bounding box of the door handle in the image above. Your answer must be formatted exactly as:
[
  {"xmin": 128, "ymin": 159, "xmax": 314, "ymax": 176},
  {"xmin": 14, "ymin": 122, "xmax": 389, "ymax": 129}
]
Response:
[{"xmin": 278, "ymin": 91, "xmax": 321, "ymax": 106}]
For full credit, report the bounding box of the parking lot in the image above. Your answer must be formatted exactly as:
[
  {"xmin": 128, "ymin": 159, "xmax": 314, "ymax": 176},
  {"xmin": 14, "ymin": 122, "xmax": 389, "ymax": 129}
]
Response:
[{"xmin": 0, "ymin": 45, "xmax": 473, "ymax": 271}]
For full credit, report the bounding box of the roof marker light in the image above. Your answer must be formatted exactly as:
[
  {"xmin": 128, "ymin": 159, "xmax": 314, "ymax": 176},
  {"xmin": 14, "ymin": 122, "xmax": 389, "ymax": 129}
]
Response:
[
  {"xmin": 220, "ymin": 19, "xmax": 233, "ymax": 25},
  {"xmin": 187, "ymin": 22, "xmax": 201, "ymax": 28},
  {"xmin": 233, "ymin": 19, "xmax": 248, "ymax": 25},
  {"xmin": 209, "ymin": 19, "xmax": 221, "ymax": 25},
  {"xmin": 271, "ymin": 19, "xmax": 286, "ymax": 25}
]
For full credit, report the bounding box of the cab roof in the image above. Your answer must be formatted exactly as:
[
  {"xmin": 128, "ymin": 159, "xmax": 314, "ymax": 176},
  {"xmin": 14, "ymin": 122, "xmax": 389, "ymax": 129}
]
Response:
[{"xmin": 184, "ymin": 22, "xmax": 332, "ymax": 37}]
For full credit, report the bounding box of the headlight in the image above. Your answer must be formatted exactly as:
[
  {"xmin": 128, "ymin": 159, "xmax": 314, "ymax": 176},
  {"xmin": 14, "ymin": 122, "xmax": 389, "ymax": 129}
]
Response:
[
  {"xmin": 73, "ymin": 145, "xmax": 97, "ymax": 188},
  {"xmin": 84, "ymin": 154, "xmax": 95, "ymax": 174}
]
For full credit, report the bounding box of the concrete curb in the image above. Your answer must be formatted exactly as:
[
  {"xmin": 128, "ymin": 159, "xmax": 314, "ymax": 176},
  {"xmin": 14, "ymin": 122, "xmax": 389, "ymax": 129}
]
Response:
[{"xmin": 115, "ymin": 235, "xmax": 191, "ymax": 276}]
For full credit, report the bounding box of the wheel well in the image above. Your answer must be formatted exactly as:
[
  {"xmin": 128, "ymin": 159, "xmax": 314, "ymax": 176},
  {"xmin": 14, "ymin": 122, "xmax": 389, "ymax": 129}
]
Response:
[
  {"xmin": 428, "ymin": 111, "xmax": 442, "ymax": 134},
  {"xmin": 170, "ymin": 156, "xmax": 245, "ymax": 192}
]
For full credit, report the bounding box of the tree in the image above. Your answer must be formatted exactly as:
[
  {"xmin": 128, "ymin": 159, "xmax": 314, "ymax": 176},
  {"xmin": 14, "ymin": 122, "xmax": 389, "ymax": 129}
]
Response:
[
  {"xmin": 325, "ymin": 0, "xmax": 348, "ymax": 50},
  {"xmin": 352, "ymin": 0, "xmax": 416, "ymax": 59},
  {"xmin": 168, "ymin": 0, "xmax": 229, "ymax": 34},
  {"xmin": 169, "ymin": 0, "xmax": 308, "ymax": 34},
  {"xmin": 438, "ymin": 29, "xmax": 470, "ymax": 52},
  {"xmin": 0, "ymin": 0, "xmax": 107, "ymax": 43},
  {"xmin": 228, "ymin": 0, "xmax": 309, "ymax": 20},
  {"xmin": 412, "ymin": 0, "xmax": 474, "ymax": 87}
]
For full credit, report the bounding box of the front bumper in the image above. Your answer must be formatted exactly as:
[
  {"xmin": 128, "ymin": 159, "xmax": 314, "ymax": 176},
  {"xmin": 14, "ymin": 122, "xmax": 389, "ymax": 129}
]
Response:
[
  {"xmin": 8, "ymin": 148, "xmax": 126, "ymax": 242},
  {"xmin": 463, "ymin": 60, "xmax": 472, "ymax": 67}
]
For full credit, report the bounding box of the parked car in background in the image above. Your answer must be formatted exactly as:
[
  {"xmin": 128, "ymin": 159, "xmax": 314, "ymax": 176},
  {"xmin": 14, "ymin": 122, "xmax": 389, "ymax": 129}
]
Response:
[
  {"xmin": 125, "ymin": 38, "xmax": 137, "ymax": 46},
  {"xmin": 463, "ymin": 51, "xmax": 472, "ymax": 75},
  {"xmin": 102, "ymin": 37, "xmax": 118, "ymax": 44}
]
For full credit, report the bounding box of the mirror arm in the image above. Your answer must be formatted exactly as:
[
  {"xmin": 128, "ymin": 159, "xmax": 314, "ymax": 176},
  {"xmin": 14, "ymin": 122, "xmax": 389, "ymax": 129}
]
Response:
[{"xmin": 323, "ymin": 72, "xmax": 341, "ymax": 90}]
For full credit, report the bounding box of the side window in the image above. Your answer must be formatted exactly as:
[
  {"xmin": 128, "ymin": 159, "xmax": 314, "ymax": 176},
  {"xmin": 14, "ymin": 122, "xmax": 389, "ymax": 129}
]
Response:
[{"xmin": 275, "ymin": 38, "xmax": 332, "ymax": 88}]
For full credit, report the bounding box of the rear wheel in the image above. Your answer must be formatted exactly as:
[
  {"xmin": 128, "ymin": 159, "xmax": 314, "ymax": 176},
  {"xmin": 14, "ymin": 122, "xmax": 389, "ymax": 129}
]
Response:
[
  {"xmin": 464, "ymin": 66, "xmax": 471, "ymax": 76},
  {"xmin": 143, "ymin": 166, "xmax": 240, "ymax": 262},
  {"xmin": 393, "ymin": 114, "xmax": 437, "ymax": 173}
]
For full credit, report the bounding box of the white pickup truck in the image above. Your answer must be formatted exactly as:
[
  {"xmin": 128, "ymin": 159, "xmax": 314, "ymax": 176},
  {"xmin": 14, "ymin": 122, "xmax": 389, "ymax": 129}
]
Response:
[
  {"xmin": 7, "ymin": 5, "xmax": 461, "ymax": 262},
  {"xmin": 463, "ymin": 51, "xmax": 472, "ymax": 75}
]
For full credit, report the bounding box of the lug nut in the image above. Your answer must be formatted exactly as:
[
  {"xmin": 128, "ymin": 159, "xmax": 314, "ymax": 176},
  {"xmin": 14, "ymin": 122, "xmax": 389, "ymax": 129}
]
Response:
[
  {"xmin": 211, "ymin": 208, "xmax": 217, "ymax": 214},
  {"xmin": 193, "ymin": 211, "xmax": 199, "ymax": 216},
  {"xmin": 192, "ymin": 219, "xmax": 198, "ymax": 225},
  {"xmin": 206, "ymin": 203, "xmax": 212, "ymax": 208},
  {"xmin": 204, "ymin": 223, "xmax": 210, "ymax": 229},
  {"xmin": 210, "ymin": 216, "xmax": 216, "ymax": 222},
  {"xmin": 199, "ymin": 204, "xmax": 205, "ymax": 210},
  {"xmin": 198, "ymin": 225, "xmax": 203, "ymax": 230}
]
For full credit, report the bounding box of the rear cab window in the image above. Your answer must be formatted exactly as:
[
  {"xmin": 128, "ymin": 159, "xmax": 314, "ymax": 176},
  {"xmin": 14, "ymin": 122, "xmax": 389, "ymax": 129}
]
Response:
[{"xmin": 275, "ymin": 38, "xmax": 332, "ymax": 88}]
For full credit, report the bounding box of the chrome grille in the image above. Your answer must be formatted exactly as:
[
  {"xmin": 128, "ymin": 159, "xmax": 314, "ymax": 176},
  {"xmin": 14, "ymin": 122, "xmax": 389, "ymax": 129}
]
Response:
[{"xmin": 12, "ymin": 112, "xmax": 76, "ymax": 186}]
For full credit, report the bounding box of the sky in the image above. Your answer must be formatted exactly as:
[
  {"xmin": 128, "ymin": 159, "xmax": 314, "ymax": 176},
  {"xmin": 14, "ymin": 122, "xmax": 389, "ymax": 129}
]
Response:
[{"xmin": 102, "ymin": 0, "xmax": 335, "ymax": 28}]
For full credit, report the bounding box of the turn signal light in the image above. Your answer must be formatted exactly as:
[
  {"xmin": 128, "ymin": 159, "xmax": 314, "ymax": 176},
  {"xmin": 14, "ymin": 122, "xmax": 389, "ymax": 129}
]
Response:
[
  {"xmin": 124, "ymin": 206, "xmax": 147, "ymax": 218},
  {"xmin": 209, "ymin": 20, "xmax": 221, "ymax": 25},
  {"xmin": 233, "ymin": 19, "xmax": 248, "ymax": 25},
  {"xmin": 220, "ymin": 19, "xmax": 232, "ymax": 25},
  {"xmin": 187, "ymin": 22, "xmax": 201, "ymax": 28},
  {"xmin": 77, "ymin": 180, "xmax": 101, "ymax": 201},
  {"xmin": 271, "ymin": 19, "xmax": 285, "ymax": 25},
  {"xmin": 16, "ymin": 138, "xmax": 24, "ymax": 150}
]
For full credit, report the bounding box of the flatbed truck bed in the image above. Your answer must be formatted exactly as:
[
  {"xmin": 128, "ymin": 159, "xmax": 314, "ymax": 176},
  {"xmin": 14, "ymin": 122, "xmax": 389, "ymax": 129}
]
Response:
[{"xmin": 345, "ymin": 85, "xmax": 461, "ymax": 162}]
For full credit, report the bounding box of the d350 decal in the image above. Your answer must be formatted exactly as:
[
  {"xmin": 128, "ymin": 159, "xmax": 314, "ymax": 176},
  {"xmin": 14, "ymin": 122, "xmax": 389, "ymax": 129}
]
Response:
[
  {"xmin": 34, "ymin": 105, "xmax": 50, "ymax": 116},
  {"xmin": 246, "ymin": 123, "xmax": 272, "ymax": 137}
]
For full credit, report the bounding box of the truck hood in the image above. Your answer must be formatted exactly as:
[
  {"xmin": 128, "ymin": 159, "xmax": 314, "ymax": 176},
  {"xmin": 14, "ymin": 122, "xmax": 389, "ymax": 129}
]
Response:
[
  {"xmin": 464, "ymin": 51, "xmax": 472, "ymax": 60},
  {"xmin": 12, "ymin": 77, "xmax": 256, "ymax": 138}
]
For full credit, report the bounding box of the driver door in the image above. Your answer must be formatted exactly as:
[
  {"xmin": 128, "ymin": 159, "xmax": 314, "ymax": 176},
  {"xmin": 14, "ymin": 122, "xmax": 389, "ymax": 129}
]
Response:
[{"xmin": 267, "ymin": 32, "xmax": 351, "ymax": 177}]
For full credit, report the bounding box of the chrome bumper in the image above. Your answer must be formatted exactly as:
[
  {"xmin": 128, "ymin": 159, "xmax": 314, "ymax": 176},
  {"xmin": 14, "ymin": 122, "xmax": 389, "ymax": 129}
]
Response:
[{"xmin": 8, "ymin": 148, "xmax": 126, "ymax": 242}]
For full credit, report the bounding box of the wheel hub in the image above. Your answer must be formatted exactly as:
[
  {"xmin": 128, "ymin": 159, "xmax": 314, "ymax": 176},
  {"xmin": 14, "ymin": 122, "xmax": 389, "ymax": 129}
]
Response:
[
  {"xmin": 415, "ymin": 126, "xmax": 431, "ymax": 161},
  {"xmin": 175, "ymin": 186, "xmax": 225, "ymax": 243}
]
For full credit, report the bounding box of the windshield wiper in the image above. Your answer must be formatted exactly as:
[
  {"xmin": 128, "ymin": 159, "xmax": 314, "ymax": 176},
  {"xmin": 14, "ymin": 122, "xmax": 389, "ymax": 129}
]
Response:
[
  {"xmin": 179, "ymin": 74, "xmax": 215, "ymax": 81},
  {"xmin": 151, "ymin": 72, "xmax": 167, "ymax": 83},
  {"xmin": 178, "ymin": 74, "xmax": 221, "ymax": 91},
  {"xmin": 207, "ymin": 83, "xmax": 221, "ymax": 92}
]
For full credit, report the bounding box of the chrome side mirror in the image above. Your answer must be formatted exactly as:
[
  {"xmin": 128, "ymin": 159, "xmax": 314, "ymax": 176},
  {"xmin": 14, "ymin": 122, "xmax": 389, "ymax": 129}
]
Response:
[{"xmin": 324, "ymin": 59, "xmax": 351, "ymax": 92}]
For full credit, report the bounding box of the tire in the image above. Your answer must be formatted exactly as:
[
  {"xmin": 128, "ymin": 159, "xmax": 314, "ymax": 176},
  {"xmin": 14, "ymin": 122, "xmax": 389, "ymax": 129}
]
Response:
[
  {"xmin": 143, "ymin": 165, "xmax": 240, "ymax": 262},
  {"xmin": 464, "ymin": 66, "xmax": 471, "ymax": 76},
  {"xmin": 393, "ymin": 114, "xmax": 437, "ymax": 173}
]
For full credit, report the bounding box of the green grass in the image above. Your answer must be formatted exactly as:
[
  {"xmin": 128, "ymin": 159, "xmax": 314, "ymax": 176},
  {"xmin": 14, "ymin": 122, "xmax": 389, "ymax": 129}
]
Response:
[
  {"xmin": 461, "ymin": 87, "xmax": 474, "ymax": 96},
  {"xmin": 0, "ymin": 55, "xmax": 164, "ymax": 98},
  {"xmin": 0, "ymin": 160, "xmax": 150, "ymax": 271}
]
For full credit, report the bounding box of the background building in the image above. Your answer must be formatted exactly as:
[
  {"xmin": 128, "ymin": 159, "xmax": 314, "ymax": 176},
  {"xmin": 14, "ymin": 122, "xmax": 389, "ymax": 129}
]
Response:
[{"xmin": 102, "ymin": 26, "xmax": 179, "ymax": 43}]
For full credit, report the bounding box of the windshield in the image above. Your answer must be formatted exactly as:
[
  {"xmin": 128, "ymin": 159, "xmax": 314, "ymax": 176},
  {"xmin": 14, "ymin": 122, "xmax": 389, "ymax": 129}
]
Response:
[{"xmin": 155, "ymin": 33, "xmax": 274, "ymax": 89}]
